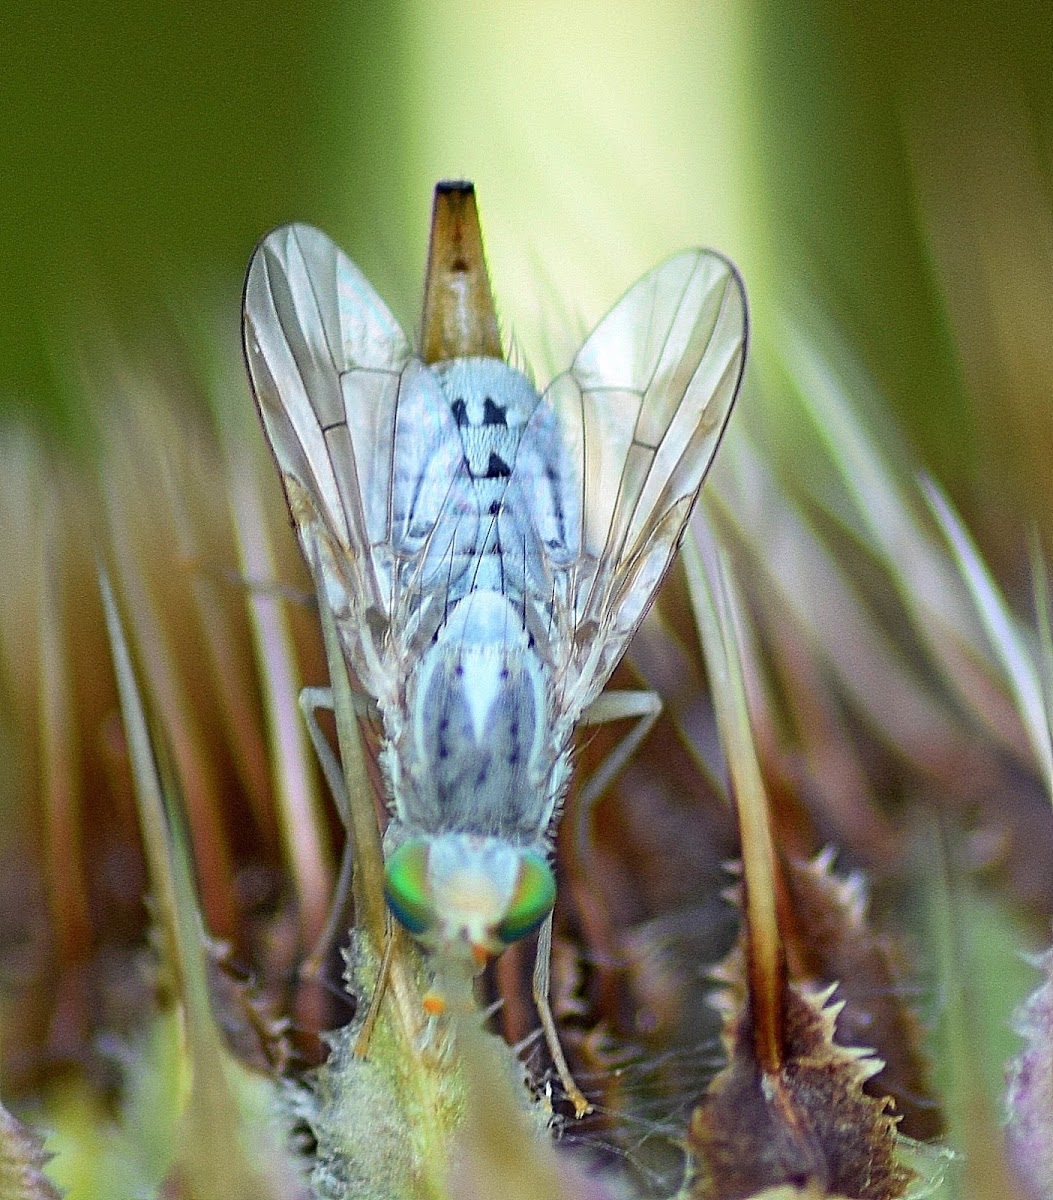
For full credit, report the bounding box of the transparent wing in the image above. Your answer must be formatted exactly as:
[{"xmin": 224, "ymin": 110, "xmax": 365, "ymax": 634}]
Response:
[
  {"xmin": 533, "ymin": 249, "xmax": 748, "ymax": 716},
  {"xmin": 244, "ymin": 224, "xmax": 478, "ymax": 692}
]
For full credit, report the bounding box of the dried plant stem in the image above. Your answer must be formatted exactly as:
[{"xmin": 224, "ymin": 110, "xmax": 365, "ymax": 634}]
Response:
[
  {"xmin": 38, "ymin": 534, "xmax": 91, "ymax": 962},
  {"xmin": 313, "ymin": 550, "xmax": 457, "ymax": 1146},
  {"xmin": 226, "ymin": 446, "xmax": 335, "ymax": 947},
  {"xmin": 685, "ymin": 513, "xmax": 786, "ymax": 1072}
]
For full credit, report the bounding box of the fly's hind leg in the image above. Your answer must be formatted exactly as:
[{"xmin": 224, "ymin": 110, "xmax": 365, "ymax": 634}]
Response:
[{"xmin": 299, "ymin": 684, "xmax": 378, "ymax": 826}]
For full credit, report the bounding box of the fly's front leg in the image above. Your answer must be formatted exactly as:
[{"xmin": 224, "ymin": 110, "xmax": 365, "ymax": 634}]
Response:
[
  {"xmin": 574, "ymin": 689, "xmax": 662, "ymax": 859},
  {"xmin": 532, "ymin": 914, "xmax": 592, "ymax": 1117},
  {"xmin": 353, "ymin": 912, "xmax": 399, "ymax": 1057}
]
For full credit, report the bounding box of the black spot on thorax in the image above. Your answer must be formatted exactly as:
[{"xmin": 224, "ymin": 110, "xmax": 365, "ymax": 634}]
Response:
[
  {"xmin": 482, "ymin": 398, "xmax": 507, "ymax": 426},
  {"xmin": 484, "ymin": 452, "xmax": 511, "ymax": 479}
]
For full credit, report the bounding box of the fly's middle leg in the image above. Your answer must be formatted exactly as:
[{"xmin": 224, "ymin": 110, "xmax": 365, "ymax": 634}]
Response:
[
  {"xmin": 299, "ymin": 684, "xmax": 379, "ymax": 825},
  {"xmin": 573, "ymin": 689, "xmax": 662, "ymax": 859},
  {"xmin": 535, "ymin": 688, "xmax": 660, "ymax": 1115}
]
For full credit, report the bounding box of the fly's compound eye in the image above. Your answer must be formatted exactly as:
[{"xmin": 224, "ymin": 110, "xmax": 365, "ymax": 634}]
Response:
[
  {"xmin": 497, "ymin": 852, "xmax": 556, "ymax": 944},
  {"xmin": 384, "ymin": 839, "xmax": 434, "ymax": 936}
]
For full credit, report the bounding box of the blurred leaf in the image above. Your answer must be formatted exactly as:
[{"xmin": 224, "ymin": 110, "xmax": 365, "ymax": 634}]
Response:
[
  {"xmin": 922, "ymin": 477, "xmax": 1053, "ymax": 800},
  {"xmin": 712, "ymin": 429, "xmax": 982, "ymax": 777},
  {"xmin": 39, "ymin": 1078, "xmax": 154, "ymax": 1200},
  {"xmin": 916, "ymin": 823, "xmax": 1028, "ymax": 1200}
]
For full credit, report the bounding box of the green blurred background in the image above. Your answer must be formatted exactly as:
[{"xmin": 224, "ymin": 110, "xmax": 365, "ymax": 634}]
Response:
[{"xmin": 4, "ymin": 0, "xmax": 1052, "ymax": 526}]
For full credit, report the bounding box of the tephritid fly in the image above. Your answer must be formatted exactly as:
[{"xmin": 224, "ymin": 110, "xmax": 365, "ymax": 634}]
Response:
[{"xmin": 242, "ymin": 183, "xmax": 747, "ymax": 1114}]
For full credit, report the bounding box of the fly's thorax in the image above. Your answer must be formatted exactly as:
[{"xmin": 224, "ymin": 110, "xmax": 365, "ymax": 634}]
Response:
[
  {"xmin": 432, "ymin": 357, "xmax": 539, "ymax": 487},
  {"xmin": 432, "ymin": 357, "xmax": 541, "ymax": 598},
  {"xmin": 393, "ymin": 589, "xmax": 557, "ymax": 838},
  {"xmin": 383, "ymin": 829, "xmax": 555, "ymax": 958},
  {"xmin": 385, "ymin": 357, "xmax": 547, "ymax": 624}
]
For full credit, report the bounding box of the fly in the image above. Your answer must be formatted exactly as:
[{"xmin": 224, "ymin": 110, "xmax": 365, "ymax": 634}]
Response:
[{"xmin": 242, "ymin": 182, "xmax": 748, "ymax": 1115}]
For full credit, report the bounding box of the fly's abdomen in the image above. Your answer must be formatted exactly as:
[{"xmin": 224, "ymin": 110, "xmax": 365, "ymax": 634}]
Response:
[{"xmin": 401, "ymin": 589, "xmax": 554, "ymax": 839}]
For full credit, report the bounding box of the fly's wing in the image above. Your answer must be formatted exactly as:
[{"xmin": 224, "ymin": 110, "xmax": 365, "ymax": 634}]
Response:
[
  {"xmin": 243, "ymin": 223, "xmax": 472, "ymax": 696},
  {"xmin": 536, "ymin": 249, "xmax": 748, "ymax": 718}
]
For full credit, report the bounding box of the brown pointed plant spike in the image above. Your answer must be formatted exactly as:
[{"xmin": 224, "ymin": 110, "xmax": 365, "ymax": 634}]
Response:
[
  {"xmin": 680, "ymin": 512, "xmax": 916, "ymax": 1200},
  {"xmin": 419, "ymin": 181, "xmax": 503, "ymax": 363}
]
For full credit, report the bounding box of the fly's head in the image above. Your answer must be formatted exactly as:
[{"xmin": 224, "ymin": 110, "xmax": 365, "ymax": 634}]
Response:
[{"xmin": 384, "ymin": 832, "xmax": 555, "ymax": 963}]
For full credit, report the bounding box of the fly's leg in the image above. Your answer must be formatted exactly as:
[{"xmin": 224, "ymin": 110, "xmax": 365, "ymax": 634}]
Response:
[
  {"xmin": 574, "ymin": 689, "xmax": 662, "ymax": 859},
  {"xmin": 353, "ymin": 913, "xmax": 398, "ymax": 1057},
  {"xmin": 299, "ymin": 684, "xmax": 377, "ymax": 825},
  {"xmin": 301, "ymin": 831, "xmax": 356, "ymax": 978},
  {"xmin": 298, "ymin": 685, "xmax": 357, "ymax": 972},
  {"xmin": 298, "ymin": 685, "xmax": 396, "ymax": 1056},
  {"xmin": 535, "ymin": 690, "xmax": 660, "ymax": 1113},
  {"xmin": 532, "ymin": 915, "xmax": 592, "ymax": 1116}
]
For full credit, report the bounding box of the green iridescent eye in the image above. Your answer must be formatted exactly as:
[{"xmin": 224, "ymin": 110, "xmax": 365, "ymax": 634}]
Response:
[
  {"xmin": 497, "ymin": 853, "xmax": 556, "ymax": 944},
  {"xmin": 384, "ymin": 839, "xmax": 434, "ymax": 936}
]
